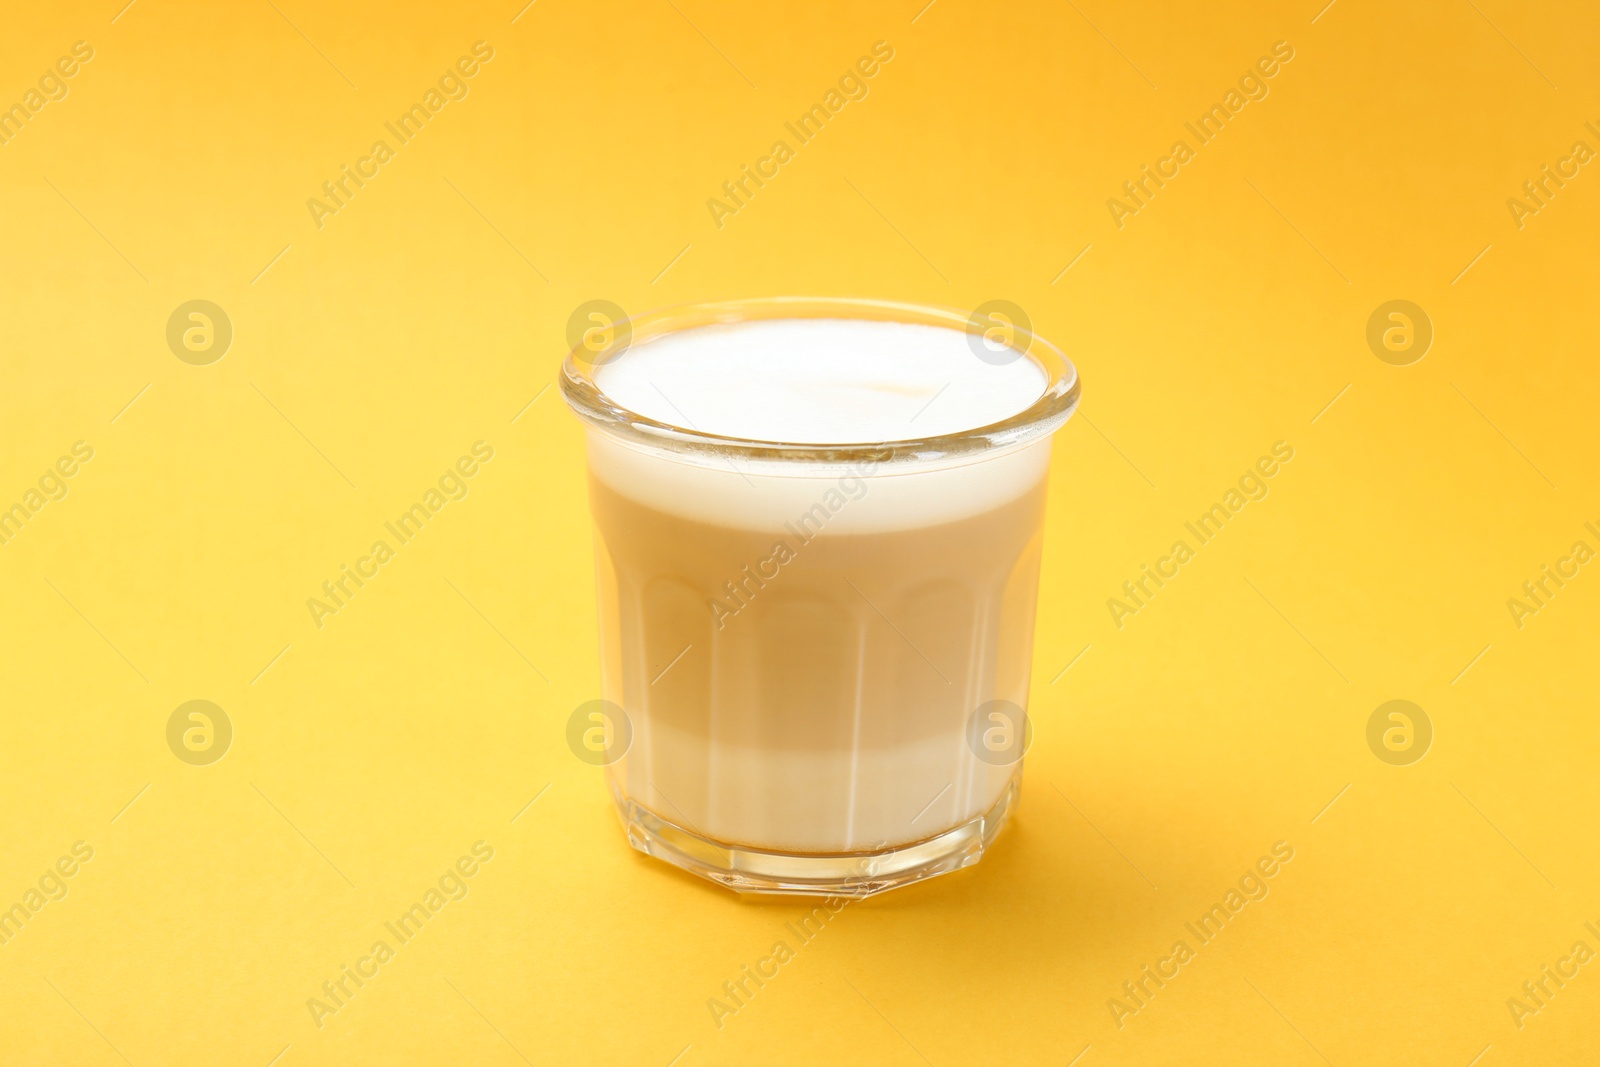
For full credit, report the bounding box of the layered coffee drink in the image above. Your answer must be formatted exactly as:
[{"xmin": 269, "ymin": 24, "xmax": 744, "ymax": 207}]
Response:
[{"xmin": 562, "ymin": 300, "xmax": 1078, "ymax": 894}]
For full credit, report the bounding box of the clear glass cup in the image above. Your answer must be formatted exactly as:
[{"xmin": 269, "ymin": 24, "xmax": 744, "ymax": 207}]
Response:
[{"xmin": 560, "ymin": 297, "xmax": 1080, "ymax": 895}]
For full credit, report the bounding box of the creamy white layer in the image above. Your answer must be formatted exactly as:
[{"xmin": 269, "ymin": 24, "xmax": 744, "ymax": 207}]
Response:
[
  {"xmin": 595, "ymin": 318, "xmax": 1047, "ymax": 443},
  {"xmin": 587, "ymin": 318, "xmax": 1052, "ymax": 532}
]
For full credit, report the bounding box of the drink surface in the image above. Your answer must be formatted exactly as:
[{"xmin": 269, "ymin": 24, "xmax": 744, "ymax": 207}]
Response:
[
  {"xmin": 594, "ymin": 317, "xmax": 1046, "ymax": 443},
  {"xmin": 587, "ymin": 317, "xmax": 1053, "ymax": 533}
]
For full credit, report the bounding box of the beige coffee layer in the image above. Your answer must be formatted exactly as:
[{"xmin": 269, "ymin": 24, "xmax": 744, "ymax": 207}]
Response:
[
  {"xmin": 585, "ymin": 431, "xmax": 1052, "ymax": 534},
  {"xmin": 588, "ymin": 461, "xmax": 1048, "ymax": 852}
]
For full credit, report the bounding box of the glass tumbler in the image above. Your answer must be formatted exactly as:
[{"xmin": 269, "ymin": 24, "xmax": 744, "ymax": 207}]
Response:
[{"xmin": 560, "ymin": 297, "xmax": 1079, "ymax": 895}]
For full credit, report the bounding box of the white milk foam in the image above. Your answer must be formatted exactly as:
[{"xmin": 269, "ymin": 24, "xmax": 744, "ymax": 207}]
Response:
[
  {"xmin": 596, "ymin": 318, "xmax": 1047, "ymax": 444},
  {"xmin": 589, "ymin": 318, "xmax": 1052, "ymax": 532}
]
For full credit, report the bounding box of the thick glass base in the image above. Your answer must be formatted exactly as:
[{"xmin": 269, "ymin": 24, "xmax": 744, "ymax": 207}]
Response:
[{"xmin": 613, "ymin": 773, "xmax": 1021, "ymax": 897}]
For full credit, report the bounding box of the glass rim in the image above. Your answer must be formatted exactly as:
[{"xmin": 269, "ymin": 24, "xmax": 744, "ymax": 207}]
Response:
[{"xmin": 558, "ymin": 296, "xmax": 1081, "ymax": 466}]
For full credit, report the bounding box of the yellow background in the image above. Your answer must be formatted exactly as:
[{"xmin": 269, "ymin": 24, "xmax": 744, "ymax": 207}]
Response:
[{"xmin": 2, "ymin": 0, "xmax": 1597, "ymax": 1063}]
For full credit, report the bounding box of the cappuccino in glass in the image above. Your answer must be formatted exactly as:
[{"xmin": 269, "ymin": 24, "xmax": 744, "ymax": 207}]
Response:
[{"xmin": 562, "ymin": 300, "xmax": 1078, "ymax": 895}]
